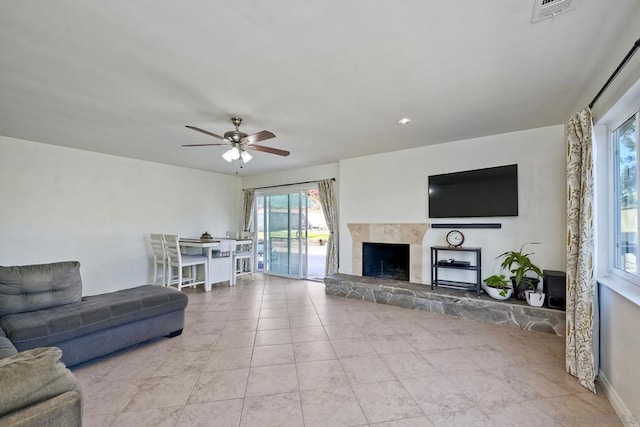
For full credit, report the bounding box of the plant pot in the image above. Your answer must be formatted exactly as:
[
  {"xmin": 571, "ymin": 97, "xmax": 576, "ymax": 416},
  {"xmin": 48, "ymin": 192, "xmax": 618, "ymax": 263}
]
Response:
[
  {"xmin": 510, "ymin": 277, "xmax": 540, "ymax": 300},
  {"xmin": 525, "ymin": 290, "xmax": 545, "ymax": 307},
  {"xmin": 481, "ymin": 283, "xmax": 513, "ymax": 300}
]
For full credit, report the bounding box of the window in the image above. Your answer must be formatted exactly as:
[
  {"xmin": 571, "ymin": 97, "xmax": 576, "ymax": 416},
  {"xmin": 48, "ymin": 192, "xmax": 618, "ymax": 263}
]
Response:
[{"xmin": 613, "ymin": 111, "xmax": 640, "ymax": 278}]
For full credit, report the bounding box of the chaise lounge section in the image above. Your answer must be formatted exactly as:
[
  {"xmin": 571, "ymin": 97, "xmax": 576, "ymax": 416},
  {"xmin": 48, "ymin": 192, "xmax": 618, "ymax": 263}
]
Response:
[{"xmin": 0, "ymin": 261, "xmax": 188, "ymax": 367}]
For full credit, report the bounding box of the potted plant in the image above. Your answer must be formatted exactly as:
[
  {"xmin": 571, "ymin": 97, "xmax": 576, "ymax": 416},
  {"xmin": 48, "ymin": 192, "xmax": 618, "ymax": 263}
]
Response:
[
  {"xmin": 482, "ymin": 274, "xmax": 513, "ymax": 300},
  {"xmin": 497, "ymin": 242, "xmax": 543, "ymax": 301}
]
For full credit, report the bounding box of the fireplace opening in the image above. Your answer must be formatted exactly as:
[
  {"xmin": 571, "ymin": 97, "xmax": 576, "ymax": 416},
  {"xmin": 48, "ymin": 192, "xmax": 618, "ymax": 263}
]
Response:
[{"xmin": 362, "ymin": 242, "xmax": 410, "ymax": 281}]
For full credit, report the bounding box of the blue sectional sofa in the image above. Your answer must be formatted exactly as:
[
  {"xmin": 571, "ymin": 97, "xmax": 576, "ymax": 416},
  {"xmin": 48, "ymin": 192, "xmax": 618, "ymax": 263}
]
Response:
[{"xmin": 0, "ymin": 261, "xmax": 188, "ymax": 367}]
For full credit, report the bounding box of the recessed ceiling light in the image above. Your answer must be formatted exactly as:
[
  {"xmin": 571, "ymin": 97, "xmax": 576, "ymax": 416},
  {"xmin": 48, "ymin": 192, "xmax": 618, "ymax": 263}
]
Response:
[{"xmin": 397, "ymin": 118, "xmax": 412, "ymax": 125}]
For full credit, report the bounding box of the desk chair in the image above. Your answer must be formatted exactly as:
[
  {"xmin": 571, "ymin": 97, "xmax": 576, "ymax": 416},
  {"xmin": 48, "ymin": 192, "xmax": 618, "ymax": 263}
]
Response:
[
  {"xmin": 164, "ymin": 234, "xmax": 208, "ymax": 291},
  {"xmin": 233, "ymin": 232, "xmax": 254, "ymax": 282},
  {"xmin": 150, "ymin": 233, "xmax": 166, "ymax": 286}
]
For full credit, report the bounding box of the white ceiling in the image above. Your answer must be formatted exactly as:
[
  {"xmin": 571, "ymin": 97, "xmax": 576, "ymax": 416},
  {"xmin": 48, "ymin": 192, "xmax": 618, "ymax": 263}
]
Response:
[{"xmin": 0, "ymin": 1, "xmax": 637, "ymax": 176}]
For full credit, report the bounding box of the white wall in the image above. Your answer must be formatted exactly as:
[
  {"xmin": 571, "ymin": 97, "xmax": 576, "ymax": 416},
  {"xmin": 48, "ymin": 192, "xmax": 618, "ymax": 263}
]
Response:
[
  {"xmin": 599, "ymin": 284, "xmax": 640, "ymax": 421},
  {"xmin": 338, "ymin": 124, "xmax": 566, "ymax": 284},
  {"xmin": 241, "ymin": 163, "xmax": 339, "ymax": 190},
  {"xmin": 0, "ymin": 136, "xmax": 241, "ymax": 295}
]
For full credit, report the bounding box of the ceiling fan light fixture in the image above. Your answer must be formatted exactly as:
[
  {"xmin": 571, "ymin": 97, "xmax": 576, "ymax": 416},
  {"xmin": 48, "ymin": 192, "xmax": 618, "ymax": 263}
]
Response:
[
  {"xmin": 222, "ymin": 150, "xmax": 234, "ymax": 162},
  {"xmin": 241, "ymin": 150, "xmax": 252, "ymax": 163},
  {"xmin": 230, "ymin": 145, "xmax": 241, "ymax": 160}
]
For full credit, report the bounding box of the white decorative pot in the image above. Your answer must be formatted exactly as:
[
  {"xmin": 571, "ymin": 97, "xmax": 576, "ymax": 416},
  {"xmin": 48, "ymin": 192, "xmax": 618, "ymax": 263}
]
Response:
[
  {"xmin": 482, "ymin": 283, "xmax": 514, "ymax": 300},
  {"xmin": 525, "ymin": 290, "xmax": 545, "ymax": 307}
]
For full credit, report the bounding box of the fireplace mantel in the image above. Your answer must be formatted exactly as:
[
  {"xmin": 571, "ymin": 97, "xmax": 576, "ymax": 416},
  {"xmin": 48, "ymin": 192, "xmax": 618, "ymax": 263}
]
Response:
[{"xmin": 347, "ymin": 223, "xmax": 430, "ymax": 283}]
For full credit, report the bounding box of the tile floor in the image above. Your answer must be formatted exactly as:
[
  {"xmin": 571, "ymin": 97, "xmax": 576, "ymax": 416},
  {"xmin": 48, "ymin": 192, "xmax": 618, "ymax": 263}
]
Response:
[{"xmin": 75, "ymin": 275, "xmax": 621, "ymax": 426}]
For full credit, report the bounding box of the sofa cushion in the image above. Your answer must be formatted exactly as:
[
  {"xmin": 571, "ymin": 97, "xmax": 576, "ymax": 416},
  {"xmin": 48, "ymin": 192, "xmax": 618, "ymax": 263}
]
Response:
[
  {"xmin": 0, "ymin": 337, "xmax": 17, "ymax": 359},
  {"xmin": 0, "ymin": 262, "xmax": 82, "ymax": 316},
  {"xmin": 0, "ymin": 347, "xmax": 79, "ymax": 419},
  {"xmin": 1, "ymin": 285, "xmax": 188, "ymax": 351}
]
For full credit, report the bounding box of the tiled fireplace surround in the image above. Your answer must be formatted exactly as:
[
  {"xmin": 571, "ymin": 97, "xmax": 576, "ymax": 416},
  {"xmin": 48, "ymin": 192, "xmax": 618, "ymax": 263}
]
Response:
[{"xmin": 326, "ymin": 223, "xmax": 565, "ymax": 336}]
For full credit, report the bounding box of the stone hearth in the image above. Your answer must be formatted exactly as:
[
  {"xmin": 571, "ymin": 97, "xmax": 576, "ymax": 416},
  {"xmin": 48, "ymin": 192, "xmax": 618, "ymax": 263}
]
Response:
[
  {"xmin": 325, "ymin": 274, "xmax": 565, "ymax": 336},
  {"xmin": 348, "ymin": 223, "xmax": 429, "ymax": 283}
]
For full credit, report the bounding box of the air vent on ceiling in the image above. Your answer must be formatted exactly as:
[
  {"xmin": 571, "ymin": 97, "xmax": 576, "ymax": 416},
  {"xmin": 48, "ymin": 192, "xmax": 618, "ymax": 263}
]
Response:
[{"xmin": 531, "ymin": 0, "xmax": 574, "ymax": 23}]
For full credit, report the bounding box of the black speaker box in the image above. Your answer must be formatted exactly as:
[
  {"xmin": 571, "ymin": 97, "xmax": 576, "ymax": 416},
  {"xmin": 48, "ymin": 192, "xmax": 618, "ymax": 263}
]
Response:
[{"xmin": 543, "ymin": 269, "xmax": 566, "ymax": 310}]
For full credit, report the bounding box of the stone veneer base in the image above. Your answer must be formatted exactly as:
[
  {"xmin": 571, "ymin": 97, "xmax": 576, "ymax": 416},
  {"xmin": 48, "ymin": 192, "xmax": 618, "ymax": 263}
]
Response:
[{"xmin": 325, "ymin": 274, "xmax": 566, "ymax": 336}]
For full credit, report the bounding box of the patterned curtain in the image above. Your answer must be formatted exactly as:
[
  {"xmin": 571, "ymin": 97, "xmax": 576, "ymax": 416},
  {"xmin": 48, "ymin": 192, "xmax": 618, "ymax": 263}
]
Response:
[
  {"xmin": 318, "ymin": 179, "xmax": 338, "ymax": 276},
  {"xmin": 243, "ymin": 189, "xmax": 255, "ymax": 232},
  {"xmin": 566, "ymin": 107, "xmax": 596, "ymax": 393}
]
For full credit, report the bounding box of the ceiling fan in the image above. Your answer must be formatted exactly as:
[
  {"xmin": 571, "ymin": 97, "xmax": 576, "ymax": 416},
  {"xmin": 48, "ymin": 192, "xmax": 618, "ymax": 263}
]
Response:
[{"xmin": 183, "ymin": 116, "xmax": 290, "ymax": 163}]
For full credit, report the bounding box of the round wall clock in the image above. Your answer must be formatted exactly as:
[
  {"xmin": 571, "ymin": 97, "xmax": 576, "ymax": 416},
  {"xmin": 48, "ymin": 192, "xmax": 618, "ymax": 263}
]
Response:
[{"xmin": 446, "ymin": 230, "xmax": 464, "ymax": 247}]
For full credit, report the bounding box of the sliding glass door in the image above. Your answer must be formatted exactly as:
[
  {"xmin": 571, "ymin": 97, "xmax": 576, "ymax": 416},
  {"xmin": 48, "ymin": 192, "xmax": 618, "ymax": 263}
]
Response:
[{"xmin": 255, "ymin": 188, "xmax": 326, "ymax": 280}]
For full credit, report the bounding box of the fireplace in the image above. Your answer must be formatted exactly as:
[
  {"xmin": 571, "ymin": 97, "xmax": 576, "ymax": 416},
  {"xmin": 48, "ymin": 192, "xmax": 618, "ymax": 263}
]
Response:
[
  {"xmin": 363, "ymin": 242, "xmax": 410, "ymax": 281},
  {"xmin": 348, "ymin": 223, "xmax": 430, "ymax": 283}
]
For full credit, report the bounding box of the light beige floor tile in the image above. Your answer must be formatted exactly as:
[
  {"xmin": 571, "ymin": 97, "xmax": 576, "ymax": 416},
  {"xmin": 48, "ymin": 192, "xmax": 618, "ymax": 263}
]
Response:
[
  {"xmin": 255, "ymin": 328, "xmax": 292, "ymax": 345},
  {"xmin": 76, "ymin": 277, "xmax": 620, "ymax": 427},
  {"xmin": 287, "ymin": 307, "xmax": 318, "ymax": 317},
  {"xmin": 341, "ymin": 355, "xmax": 396, "ymax": 384},
  {"xmin": 241, "ymin": 392, "xmax": 304, "ymax": 427},
  {"xmin": 289, "ymin": 315, "xmax": 322, "ymax": 328},
  {"xmin": 261, "ymin": 299, "xmax": 288, "ymax": 309},
  {"xmin": 370, "ymin": 416, "xmax": 434, "ymax": 426},
  {"xmin": 176, "ymin": 398, "xmax": 244, "ymax": 427},
  {"xmin": 325, "ymin": 323, "xmax": 366, "ymax": 340},
  {"xmin": 296, "ymin": 359, "xmax": 349, "ymax": 390},
  {"xmin": 228, "ymin": 309, "xmax": 261, "ymax": 319},
  {"xmin": 188, "ymin": 368, "xmax": 249, "ymax": 403},
  {"xmin": 82, "ymin": 413, "xmax": 119, "ymax": 427},
  {"xmin": 82, "ymin": 378, "xmax": 141, "ymax": 416},
  {"xmin": 204, "ymin": 346, "xmax": 253, "ymax": 371},
  {"xmin": 319, "ymin": 313, "xmax": 353, "ymax": 326},
  {"xmin": 257, "ymin": 317, "xmax": 290, "ymax": 330},
  {"xmin": 251, "ymin": 343, "xmax": 295, "ymax": 366},
  {"xmin": 539, "ymin": 395, "xmax": 622, "ymax": 426},
  {"xmin": 493, "ymin": 365, "xmax": 574, "ymax": 400},
  {"xmin": 193, "ymin": 310, "xmax": 231, "ymax": 322},
  {"xmin": 215, "ymin": 331, "xmax": 256, "ymax": 349},
  {"xmin": 291, "ymin": 325, "xmax": 329, "ymax": 342},
  {"xmin": 259, "ymin": 308, "xmax": 289, "ymax": 318},
  {"xmin": 400, "ymin": 375, "xmax": 474, "ymax": 415},
  {"xmin": 113, "ymin": 406, "xmax": 182, "ymax": 427},
  {"xmin": 382, "ymin": 351, "xmax": 439, "ymax": 379},
  {"xmin": 169, "ymin": 334, "xmax": 220, "ymax": 353},
  {"xmin": 152, "ymin": 350, "xmax": 211, "ymax": 377},
  {"xmin": 427, "ymin": 407, "xmax": 496, "ymax": 426},
  {"xmin": 301, "ymin": 386, "xmax": 367, "ymax": 427},
  {"xmin": 419, "ymin": 347, "xmax": 485, "ymax": 373},
  {"xmin": 183, "ymin": 321, "xmax": 227, "ymax": 336},
  {"xmin": 406, "ymin": 332, "xmax": 451, "ymax": 352},
  {"xmin": 480, "ymin": 400, "xmax": 558, "ymax": 426},
  {"xmin": 370, "ymin": 335, "xmax": 416, "ymax": 355},
  {"xmin": 331, "ymin": 338, "xmax": 377, "ymax": 359},
  {"xmin": 293, "ymin": 340, "xmax": 337, "ymax": 362},
  {"xmin": 352, "ymin": 380, "xmax": 424, "ymax": 424},
  {"xmin": 245, "ymin": 363, "xmax": 299, "ymax": 397},
  {"xmin": 224, "ymin": 318, "xmax": 258, "ymax": 332},
  {"xmin": 124, "ymin": 374, "xmax": 199, "ymax": 412}
]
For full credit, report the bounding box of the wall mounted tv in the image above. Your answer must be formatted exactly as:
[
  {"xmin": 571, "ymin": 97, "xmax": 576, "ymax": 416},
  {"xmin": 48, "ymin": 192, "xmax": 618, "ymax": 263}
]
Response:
[{"xmin": 428, "ymin": 164, "xmax": 518, "ymax": 218}]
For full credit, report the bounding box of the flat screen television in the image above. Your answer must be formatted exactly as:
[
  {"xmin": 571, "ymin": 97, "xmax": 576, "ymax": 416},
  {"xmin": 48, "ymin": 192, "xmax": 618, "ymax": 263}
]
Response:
[{"xmin": 428, "ymin": 164, "xmax": 518, "ymax": 218}]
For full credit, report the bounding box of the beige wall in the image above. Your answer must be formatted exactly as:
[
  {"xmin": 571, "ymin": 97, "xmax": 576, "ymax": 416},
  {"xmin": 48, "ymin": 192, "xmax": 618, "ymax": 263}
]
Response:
[
  {"xmin": 338, "ymin": 124, "xmax": 567, "ymax": 284},
  {"xmin": 0, "ymin": 136, "xmax": 241, "ymax": 295}
]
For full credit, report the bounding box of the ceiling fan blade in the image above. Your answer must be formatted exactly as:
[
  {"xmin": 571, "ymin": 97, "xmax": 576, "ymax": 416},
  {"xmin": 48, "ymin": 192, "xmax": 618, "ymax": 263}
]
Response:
[
  {"xmin": 244, "ymin": 130, "xmax": 276, "ymax": 145},
  {"xmin": 185, "ymin": 125, "xmax": 225, "ymax": 140},
  {"xmin": 181, "ymin": 143, "xmax": 227, "ymax": 147},
  {"xmin": 248, "ymin": 144, "xmax": 290, "ymax": 156}
]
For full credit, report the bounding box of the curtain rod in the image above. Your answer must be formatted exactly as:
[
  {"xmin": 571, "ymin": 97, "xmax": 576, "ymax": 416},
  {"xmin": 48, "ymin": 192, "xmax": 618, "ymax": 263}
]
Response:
[
  {"xmin": 589, "ymin": 38, "xmax": 640, "ymax": 109},
  {"xmin": 244, "ymin": 177, "xmax": 335, "ymax": 191}
]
